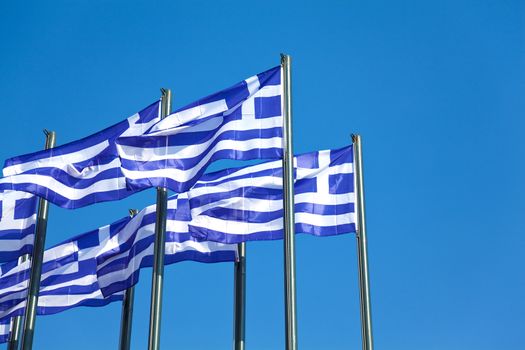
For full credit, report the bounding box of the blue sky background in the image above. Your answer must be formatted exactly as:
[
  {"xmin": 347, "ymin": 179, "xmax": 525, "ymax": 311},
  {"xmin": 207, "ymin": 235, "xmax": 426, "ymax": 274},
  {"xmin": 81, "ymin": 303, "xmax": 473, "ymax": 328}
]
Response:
[{"xmin": 1, "ymin": 0, "xmax": 524, "ymax": 349}]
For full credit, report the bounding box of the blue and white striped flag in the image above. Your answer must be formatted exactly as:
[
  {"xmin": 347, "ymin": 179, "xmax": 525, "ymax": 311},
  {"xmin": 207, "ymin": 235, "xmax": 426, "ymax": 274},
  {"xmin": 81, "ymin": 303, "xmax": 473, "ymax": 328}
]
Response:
[
  {"xmin": 188, "ymin": 146, "xmax": 356, "ymax": 243},
  {"xmin": 0, "ymin": 219, "xmax": 129, "ymax": 321},
  {"xmin": 0, "ymin": 101, "xmax": 160, "ymax": 209},
  {"xmin": 116, "ymin": 66, "xmax": 283, "ymax": 193},
  {"xmin": 0, "ymin": 190, "xmax": 37, "ymax": 263},
  {"xmin": 0, "ymin": 318, "xmax": 10, "ymax": 344},
  {"xmin": 96, "ymin": 193, "xmax": 238, "ymax": 297}
]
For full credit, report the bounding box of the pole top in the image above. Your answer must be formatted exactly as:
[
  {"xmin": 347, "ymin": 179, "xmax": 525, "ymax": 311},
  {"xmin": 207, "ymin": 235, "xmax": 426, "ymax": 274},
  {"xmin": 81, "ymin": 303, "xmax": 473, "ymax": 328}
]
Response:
[
  {"xmin": 280, "ymin": 53, "xmax": 291, "ymax": 65},
  {"xmin": 43, "ymin": 129, "xmax": 55, "ymax": 137},
  {"xmin": 351, "ymin": 134, "xmax": 361, "ymax": 143}
]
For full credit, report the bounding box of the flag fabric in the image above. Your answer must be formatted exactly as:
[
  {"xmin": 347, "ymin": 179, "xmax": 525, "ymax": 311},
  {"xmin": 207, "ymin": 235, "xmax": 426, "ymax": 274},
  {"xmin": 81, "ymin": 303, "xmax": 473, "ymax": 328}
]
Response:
[
  {"xmin": 116, "ymin": 66, "xmax": 283, "ymax": 193},
  {"xmin": 96, "ymin": 193, "xmax": 238, "ymax": 297},
  {"xmin": 0, "ymin": 190, "xmax": 38, "ymax": 263},
  {"xmin": 0, "ymin": 318, "xmax": 10, "ymax": 343},
  {"xmin": 0, "ymin": 219, "xmax": 129, "ymax": 321},
  {"xmin": 188, "ymin": 146, "xmax": 356, "ymax": 243},
  {"xmin": 0, "ymin": 101, "xmax": 160, "ymax": 209}
]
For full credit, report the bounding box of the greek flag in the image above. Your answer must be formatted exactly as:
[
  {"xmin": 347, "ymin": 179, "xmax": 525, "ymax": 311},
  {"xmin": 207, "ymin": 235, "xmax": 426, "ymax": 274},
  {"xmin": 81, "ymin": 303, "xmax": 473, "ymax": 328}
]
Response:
[
  {"xmin": 96, "ymin": 193, "xmax": 238, "ymax": 297},
  {"xmin": 0, "ymin": 101, "xmax": 160, "ymax": 209},
  {"xmin": 0, "ymin": 190, "xmax": 38, "ymax": 263},
  {"xmin": 116, "ymin": 66, "xmax": 283, "ymax": 193},
  {"xmin": 188, "ymin": 146, "xmax": 356, "ymax": 243},
  {"xmin": 0, "ymin": 318, "xmax": 9, "ymax": 343},
  {"xmin": 0, "ymin": 219, "xmax": 128, "ymax": 321}
]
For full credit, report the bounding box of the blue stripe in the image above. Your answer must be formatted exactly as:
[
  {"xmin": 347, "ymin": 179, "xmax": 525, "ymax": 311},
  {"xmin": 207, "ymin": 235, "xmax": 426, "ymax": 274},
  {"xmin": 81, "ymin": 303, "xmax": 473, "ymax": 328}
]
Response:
[
  {"xmin": 99, "ymin": 249, "xmax": 236, "ymax": 297},
  {"xmin": 119, "ymin": 127, "xmax": 283, "ymax": 166},
  {"xmin": 0, "ymin": 244, "xmax": 33, "ymax": 264},
  {"xmin": 125, "ymin": 147, "xmax": 283, "ymax": 193},
  {"xmin": 0, "ymin": 225, "xmax": 35, "ymax": 240},
  {"xmin": 1, "ymin": 163, "xmax": 123, "ymax": 189},
  {"xmin": 3, "ymin": 101, "xmax": 159, "ymax": 169},
  {"xmin": 120, "ymin": 115, "xmax": 282, "ymax": 148},
  {"xmin": 198, "ymin": 203, "xmax": 355, "ymax": 224},
  {"xmin": 165, "ymin": 65, "xmax": 280, "ymax": 119},
  {"xmin": 193, "ymin": 166, "xmax": 281, "ymax": 188},
  {"xmin": 36, "ymin": 294, "xmax": 123, "ymax": 316},
  {"xmin": 0, "ymin": 182, "xmax": 146, "ymax": 209},
  {"xmin": 190, "ymin": 223, "xmax": 356, "ymax": 244}
]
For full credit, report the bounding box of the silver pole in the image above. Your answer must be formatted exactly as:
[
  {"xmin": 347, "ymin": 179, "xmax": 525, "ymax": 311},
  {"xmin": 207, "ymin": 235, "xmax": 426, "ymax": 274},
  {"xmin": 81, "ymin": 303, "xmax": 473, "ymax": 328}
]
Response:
[
  {"xmin": 7, "ymin": 254, "xmax": 29, "ymax": 350},
  {"xmin": 352, "ymin": 134, "xmax": 374, "ymax": 350},
  {"xmin": 148, "ymin": 89, "xmax": 171, "ymax": 350},
  {"xmin": 119, "ymin": 209, "xmax": 138, "ymax": 350},
  {"xmin": 281, "ymin": 53, "xmax": 298, "ymax": 350},
  {"xmin": 233, "ymin": 242, "xmax": 246, "ymax": 350},
  {"xmin": 20, "ymin": 130, "xmax": 56, "ymax": 350}
]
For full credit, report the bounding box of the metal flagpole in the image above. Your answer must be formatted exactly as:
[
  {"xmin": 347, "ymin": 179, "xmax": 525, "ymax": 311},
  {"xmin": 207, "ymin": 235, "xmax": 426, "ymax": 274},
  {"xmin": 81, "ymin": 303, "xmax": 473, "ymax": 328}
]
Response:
[
  {"xmin": 352, "ymin": 134, "xmax": 374, "ymax": 350},
  {"xmin": 148, "ymin": 89, "xmax": 171, "ymax": 350},
  {"xmin": 119, "ymin": 209, "xmax": 138, "ymax": 350},
  {"xmin": 20, "ymin": 129, "xmax": 56, "ymax": 350},
  {"xmin": 280, "ymin": 53, "xmax": 298, "ymax": 350},
  {"xmin": 7, "ymin": 255, "xmax": 29, "ymax": 350},
  {"xmin": 233, "ymin": 242, "xmax": 246, "ymax": 350}
]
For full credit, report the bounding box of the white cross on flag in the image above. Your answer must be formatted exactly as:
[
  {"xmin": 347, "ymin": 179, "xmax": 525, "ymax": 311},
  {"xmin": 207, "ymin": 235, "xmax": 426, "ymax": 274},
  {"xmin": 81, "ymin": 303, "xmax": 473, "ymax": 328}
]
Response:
[{"xmin": 0, "ymin": 190, "xmax": 38, "ymax": 263}]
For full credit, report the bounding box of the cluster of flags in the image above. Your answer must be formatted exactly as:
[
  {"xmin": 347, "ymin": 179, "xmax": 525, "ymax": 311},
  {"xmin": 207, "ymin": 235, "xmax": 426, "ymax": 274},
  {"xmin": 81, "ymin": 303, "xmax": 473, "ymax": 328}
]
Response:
[{"xmin": 0, "ymin": 57, "xmax": 371, "ymax": 350}]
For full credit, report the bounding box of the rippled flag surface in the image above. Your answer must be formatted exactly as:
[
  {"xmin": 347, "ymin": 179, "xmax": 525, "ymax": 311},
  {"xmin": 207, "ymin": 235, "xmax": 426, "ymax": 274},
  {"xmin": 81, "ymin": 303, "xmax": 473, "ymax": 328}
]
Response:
[
  {"xmin": 188, "ymin": 146, "xmax": 356, "ymax": 243},
  {"xmin": 96, "ymin": 193, "xmax": 238, "ymax": 297},
  {"xmin": 0, "ymin": 218, "xmax": 129, "ymax": 321},
  {"xmin": 116, "ymin": 66, "xmax": 283, "ymax": 193},
  {"xmin": 0, "ymin": 101, "xmax": 160, "ymax": 209}
]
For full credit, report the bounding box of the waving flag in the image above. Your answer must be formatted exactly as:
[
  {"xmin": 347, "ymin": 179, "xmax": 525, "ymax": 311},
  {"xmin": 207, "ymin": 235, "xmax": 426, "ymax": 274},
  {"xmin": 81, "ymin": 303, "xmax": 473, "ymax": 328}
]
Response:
[
  {"xmin": 188, "ymin": 146, "xmax": 356, "ymax": 243},
  {"xmin": 116, "ymin": 66, "xmax": 283, "ymax": 193},
  {"xmin": 0, "ymin": 219, "xmax": 129, "ymax": 321},
  {"xmin": 0, "ymin": 101, "xmax": 160, "ymax": 209},
  {"xmin": 96, "ymin": 193, "xmax": 238, "ymax": 297},
  {"xmin": 0, "ymin": 190, "xmax": 37, "ymax": 263}
]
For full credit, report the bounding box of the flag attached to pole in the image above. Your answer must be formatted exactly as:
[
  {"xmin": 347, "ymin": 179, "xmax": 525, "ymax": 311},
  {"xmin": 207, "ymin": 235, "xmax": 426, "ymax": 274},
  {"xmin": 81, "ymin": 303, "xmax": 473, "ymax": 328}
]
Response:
[
  {"xmin": 116, "ymin": 66, "xmax": 283, "ymax": 193},
  {"xmin": 188, "ymin": 146, "xmax": 356, "ymax": 243},
  {"xmin": 0, "ymin": 191, "xmax": 37, "ymax": 263},
  {"xmin": 0, "ymin": 101, "xmax": 160, "ymax": 209},
  {"xmin": 96, "ymin": 193, "xmax": 238, "ymax": 297}
]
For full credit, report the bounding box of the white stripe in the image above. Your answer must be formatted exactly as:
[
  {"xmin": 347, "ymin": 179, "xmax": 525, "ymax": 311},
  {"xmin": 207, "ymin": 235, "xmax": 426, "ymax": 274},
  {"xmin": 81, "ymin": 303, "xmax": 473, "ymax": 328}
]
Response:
[
  {"xmin": 40, "ymin": 273, "xmax": 96, "ymax": 293},
  {"xmin": 0, "ymin": 321, "xmax": 9, "ymax": 335},
  {"xmin": 37, "ymin": 289, "xmax": 106, "ymax": 307},
  {"xmin": 120, "ymin": 112, "xmax": 161, "ymax": 137},
  {"xmin": 2, "ymin": 140, "xmax": 110, "ymax": 176},
  {"xmin": 0, "ymin": 234, "xmax": 34, "ymax": 252},
  {"xmin": 190, "ymin": 193, "xmax": 356, "ymax": 218},
  {"xmin": 121, "ymin": 137, "xmax": 282, "ymax": 182},
  {"xmin": 191, "ymin": 212, "xmax": 356, "ymax": 235},
  {"xmin": 118, "ymin": 116, "xmax": 282, "ymax": 161},
  {"xmin": 188, "ymin": 163, "xmax": 353, "ymax": 199},
  {"xmin": 149, "ymin": 100, "xmax": 229, "ymax": 134},
  {"xmin": 0, "ymin": 174, "xmax": 127, "ymax": 201},
  {"xmin": 98, "ymin": 238, "xmax": 236, "ymax": 288},
  {"xmin": 240, "ymin": 75, "xmax": 260, "ymax": 120}
]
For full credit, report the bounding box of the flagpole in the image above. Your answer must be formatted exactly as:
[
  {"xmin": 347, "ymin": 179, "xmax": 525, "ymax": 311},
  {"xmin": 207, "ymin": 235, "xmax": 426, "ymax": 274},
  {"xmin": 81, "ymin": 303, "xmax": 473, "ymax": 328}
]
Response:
[
  {"xmin": 20, "ymin": 130, "xmax": 56, "ymax": 350},
  {"xmin": 233, "ymin": 242, "xmax": 246, "ymax": 350},
  {"xmin": 280, "ymin": 53, "xmax": 298, "ymax": 350},
  {"xmin": 352, "ymin": 134, "xmax": 374, "ymax": 350},
  {"xmin": 148, "ymin": 89, "xmax": 171, "ymax": 350},
  {"xmin": 7, "ymin": 255, "xmax": 29, "ymax": 350},
  {"xmin": 119, "ymin": 209, "xmax": 138, "ymax": 350}
]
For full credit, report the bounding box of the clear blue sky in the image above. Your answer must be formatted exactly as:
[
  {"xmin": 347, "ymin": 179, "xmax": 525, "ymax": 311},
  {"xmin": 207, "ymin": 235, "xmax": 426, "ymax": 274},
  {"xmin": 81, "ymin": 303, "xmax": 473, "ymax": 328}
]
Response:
[{"xmin": 1, "ymin": 1, "xmax": 524, "ymax": 349}]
